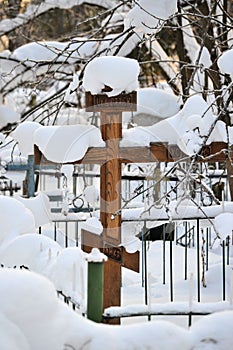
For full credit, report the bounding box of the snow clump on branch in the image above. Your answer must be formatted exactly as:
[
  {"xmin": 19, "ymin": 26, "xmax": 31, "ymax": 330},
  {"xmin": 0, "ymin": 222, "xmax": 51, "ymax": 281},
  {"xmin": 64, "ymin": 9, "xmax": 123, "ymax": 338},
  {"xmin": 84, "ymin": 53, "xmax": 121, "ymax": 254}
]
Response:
[
  {"xmin": 124, "ymin": 0, "xmax": 178, "ymax": 35},
  {"xmin": 217, "ymin": 49, "xmax": 233, "ymax": 79}
]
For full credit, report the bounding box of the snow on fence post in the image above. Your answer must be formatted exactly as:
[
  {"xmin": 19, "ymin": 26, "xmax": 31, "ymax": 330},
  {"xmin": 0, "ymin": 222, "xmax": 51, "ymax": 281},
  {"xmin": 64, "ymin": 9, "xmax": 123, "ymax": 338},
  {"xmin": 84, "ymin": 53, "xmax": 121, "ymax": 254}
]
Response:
[{"xmin": 86, "ymin": 248, "xmax": 107, "ymax": 323}]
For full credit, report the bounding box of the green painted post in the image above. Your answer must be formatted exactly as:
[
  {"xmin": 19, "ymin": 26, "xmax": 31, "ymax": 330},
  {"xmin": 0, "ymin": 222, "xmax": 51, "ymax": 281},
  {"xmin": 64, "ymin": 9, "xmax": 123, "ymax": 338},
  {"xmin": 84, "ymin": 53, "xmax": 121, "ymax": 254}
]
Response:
[{"xmin": 86, "ymin": 248, "xmax": 107, "ymax": 323}]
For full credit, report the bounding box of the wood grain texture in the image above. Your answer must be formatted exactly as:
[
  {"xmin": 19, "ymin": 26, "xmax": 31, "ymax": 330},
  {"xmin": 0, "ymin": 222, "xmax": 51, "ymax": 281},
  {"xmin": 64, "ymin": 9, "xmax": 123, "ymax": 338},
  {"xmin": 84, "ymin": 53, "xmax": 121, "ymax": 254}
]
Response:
[
  {"xmin": 122, "ymin": 247, "xmax": 140, "ymax": 273},
  {"xmin": 100, "ymin": 112, "xmax": 122, "ymax": 246},
  {"xmin": 103, "ymin": 259, "xmax": 121, "ymax": 324},
  {"xmin": 96, "ymin": 110, "xmax": 122, "ymax": 322}
]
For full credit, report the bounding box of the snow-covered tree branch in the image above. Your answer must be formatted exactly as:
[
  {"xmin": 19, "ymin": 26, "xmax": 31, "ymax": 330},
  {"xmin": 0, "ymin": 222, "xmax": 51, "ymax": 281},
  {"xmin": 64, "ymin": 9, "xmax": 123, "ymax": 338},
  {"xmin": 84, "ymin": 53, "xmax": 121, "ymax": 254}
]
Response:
[{"xmin": 1, "ymin": 0, "xmax": 233, "ymax": 224}]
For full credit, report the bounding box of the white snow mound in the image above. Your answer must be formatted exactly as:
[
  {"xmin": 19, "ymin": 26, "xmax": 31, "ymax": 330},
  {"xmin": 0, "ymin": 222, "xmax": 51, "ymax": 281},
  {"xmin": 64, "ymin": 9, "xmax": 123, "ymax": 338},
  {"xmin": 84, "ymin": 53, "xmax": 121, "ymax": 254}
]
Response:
[{"xmin": 83, "ymin": 56, "xmax": 140, "ymax": 97}]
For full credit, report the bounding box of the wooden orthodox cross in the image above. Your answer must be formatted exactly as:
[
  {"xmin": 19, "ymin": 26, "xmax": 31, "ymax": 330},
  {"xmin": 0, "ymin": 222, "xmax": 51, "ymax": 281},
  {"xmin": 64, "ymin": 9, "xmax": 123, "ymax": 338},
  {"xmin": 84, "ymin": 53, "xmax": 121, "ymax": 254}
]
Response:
[
  {"xmin": 80, "ymin": 90, "xmax": 228, "ymax": 324},
  {"xmin": 34, "ymin": 88, "xmax": 229, "ymax": 324},
  {"xmin": 80, "ymin": 91, "xmax": 227, "ymax": 323},
  {"xmin": 81, "ymin": 90, "xmax": 141, "ymax": 324}
]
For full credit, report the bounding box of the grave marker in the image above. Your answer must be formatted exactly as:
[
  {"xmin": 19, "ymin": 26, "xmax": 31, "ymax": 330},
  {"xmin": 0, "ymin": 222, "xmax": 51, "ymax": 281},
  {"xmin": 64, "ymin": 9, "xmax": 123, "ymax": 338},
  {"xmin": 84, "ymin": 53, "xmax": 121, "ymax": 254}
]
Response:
[
  {"xmin": 34, "ymin": 91, "xmax": 231, "ymax": 324},
  {"xmin": 82, "ymin": 90, "xmax": 140, "ymax": 323}
]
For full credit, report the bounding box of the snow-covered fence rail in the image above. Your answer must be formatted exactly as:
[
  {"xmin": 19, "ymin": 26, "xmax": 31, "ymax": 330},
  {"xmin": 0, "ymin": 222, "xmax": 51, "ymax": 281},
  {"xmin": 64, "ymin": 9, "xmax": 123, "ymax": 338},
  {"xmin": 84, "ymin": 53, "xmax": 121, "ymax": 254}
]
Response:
[
  {"xmin": 57, "ymin": 290, "xmax": 84, "ymax": 314},
  {"xmin": 0, "ymin": 176, "xmax": 20, "ymax": 196},
  {"xmin": 39, "ymin": 214, "xmax": 233, "ymax": 324},
  {"xmin": 103, "ymin": 301, "xmax": 233, "ymax": 327}
]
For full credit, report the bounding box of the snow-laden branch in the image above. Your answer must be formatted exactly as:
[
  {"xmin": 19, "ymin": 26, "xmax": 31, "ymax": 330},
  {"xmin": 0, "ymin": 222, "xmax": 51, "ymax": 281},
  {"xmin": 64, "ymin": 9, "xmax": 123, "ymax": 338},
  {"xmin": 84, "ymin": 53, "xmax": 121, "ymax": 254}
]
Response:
[
  {"xmin": 146, "ymin": 38, "xmax": 180, "ymax": 90},
  {"xmin": 0, "ymin": 0, "xmax": 119, "ymax": 37}
]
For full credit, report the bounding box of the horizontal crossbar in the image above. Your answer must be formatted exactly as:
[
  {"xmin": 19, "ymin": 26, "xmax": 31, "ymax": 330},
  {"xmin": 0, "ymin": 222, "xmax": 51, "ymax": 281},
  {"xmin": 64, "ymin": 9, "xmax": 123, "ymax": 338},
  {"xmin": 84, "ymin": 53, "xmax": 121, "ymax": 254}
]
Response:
[{"xmin": 34, "ymin": 142, "xmax": 229, "ymax": 166}]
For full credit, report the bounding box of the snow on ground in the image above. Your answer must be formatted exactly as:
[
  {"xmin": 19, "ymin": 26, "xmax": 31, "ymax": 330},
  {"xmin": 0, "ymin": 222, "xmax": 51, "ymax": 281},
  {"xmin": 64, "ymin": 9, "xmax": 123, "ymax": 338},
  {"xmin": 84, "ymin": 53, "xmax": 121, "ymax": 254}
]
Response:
[
  {"xmin": 0, "ymin": 233, "xmax": 61, "ymax": 273},
  {"xmin": 191, "ymin": 310, "xmax": 233, "ymax": 350},
  {"xmin": 1, "ymin": 268, "xmax": 233, "ymax": 349},
  {"xmin": 0, "ymin": 268, "xmax": 190, "ymax": 350},
  {"xmin": 0, "ymin": 196, "xmax": 35, "ymax": 247},
  {"xmin": 1, "ymin": 156, "xmax": 233, "ymax": 347}
]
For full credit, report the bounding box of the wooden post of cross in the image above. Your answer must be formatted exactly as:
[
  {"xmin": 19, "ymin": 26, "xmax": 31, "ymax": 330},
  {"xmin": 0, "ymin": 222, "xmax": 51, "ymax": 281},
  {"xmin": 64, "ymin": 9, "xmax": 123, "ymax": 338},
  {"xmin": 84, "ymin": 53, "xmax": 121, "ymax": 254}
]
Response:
[{"xmin": 82, "ymin": 89, "xmax": 139, "ymax": 324}]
